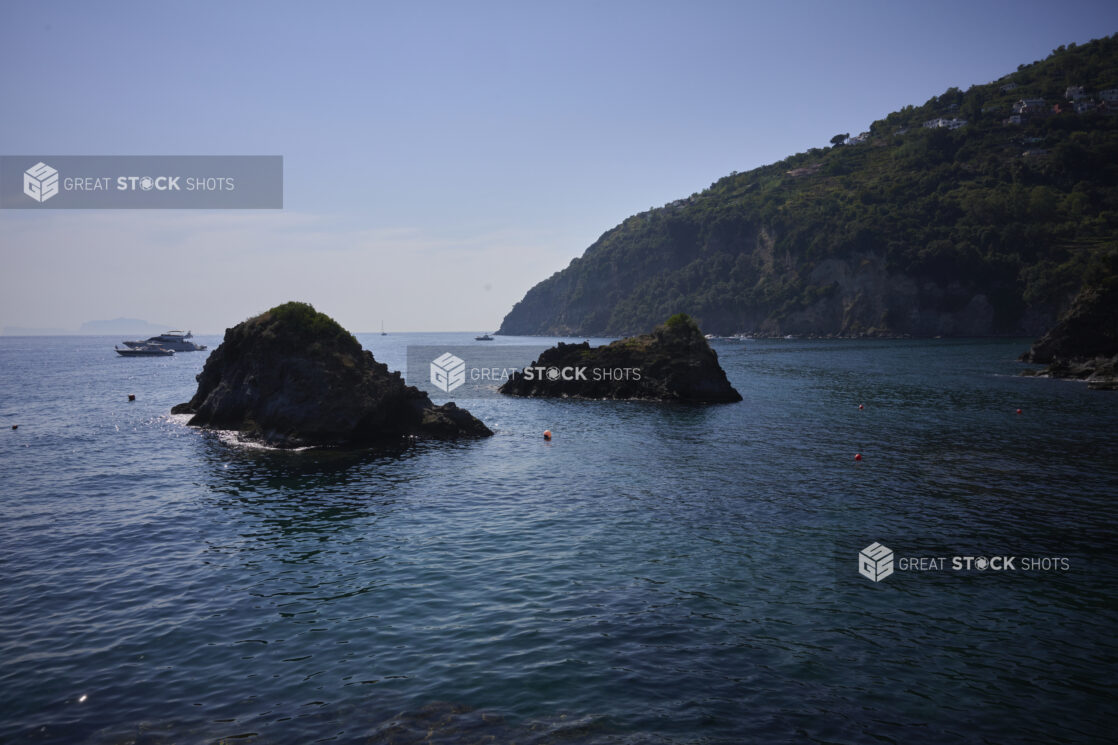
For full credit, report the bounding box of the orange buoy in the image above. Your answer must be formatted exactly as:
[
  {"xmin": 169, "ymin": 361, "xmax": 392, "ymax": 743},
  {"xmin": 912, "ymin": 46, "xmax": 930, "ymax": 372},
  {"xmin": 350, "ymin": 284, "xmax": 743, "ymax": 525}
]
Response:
[
  {"xmin": 854, "ymin": 453, "xmax": 863, "ymax": 461},
  {"xmin": 543, "ymin": 429, "xmax": 552, "ymax": 440},
  {"xmin": 128, "ymin": 394, "xmax": 136, "ymax": 402}
]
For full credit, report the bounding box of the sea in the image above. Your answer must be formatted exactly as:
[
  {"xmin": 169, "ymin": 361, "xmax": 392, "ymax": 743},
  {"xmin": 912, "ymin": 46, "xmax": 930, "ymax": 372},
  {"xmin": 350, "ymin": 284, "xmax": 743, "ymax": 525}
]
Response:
[{"xmin": 1, "ymin": 333, "xmax": 1115, "ymax": 745}]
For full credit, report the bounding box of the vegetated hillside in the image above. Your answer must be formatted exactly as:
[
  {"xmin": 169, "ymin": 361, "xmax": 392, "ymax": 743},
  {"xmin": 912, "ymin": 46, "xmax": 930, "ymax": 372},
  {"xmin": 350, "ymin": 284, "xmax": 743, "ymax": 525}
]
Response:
[{"xmin": 498, "ymin": 36, "xmax": 1118, "ymax": 338}]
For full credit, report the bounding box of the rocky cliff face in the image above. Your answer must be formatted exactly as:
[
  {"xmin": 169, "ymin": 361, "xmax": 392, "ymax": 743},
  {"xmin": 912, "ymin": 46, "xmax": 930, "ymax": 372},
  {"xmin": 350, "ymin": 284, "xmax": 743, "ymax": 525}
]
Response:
[
  {"xmin": 1020, "ymin": 282, "xmax": 1118, "ymax": 390},
  {"xmin": 1021, "ymin": 283, "xmax": 1118, "ymax": 364},
  {"xmin": 172, "ymin": 302, "xmax": 492, "ymax": 447},
  {"xmin": 498, "ymin": 315, "xmax": 742, "ymax": 402},
  {"xmin": 496, "ymin": 219, "xmax": 1058, "ymax": 340},
  {"xmin": 755, "ymin": 252, "xmax": 1025, "ymax": 338}
]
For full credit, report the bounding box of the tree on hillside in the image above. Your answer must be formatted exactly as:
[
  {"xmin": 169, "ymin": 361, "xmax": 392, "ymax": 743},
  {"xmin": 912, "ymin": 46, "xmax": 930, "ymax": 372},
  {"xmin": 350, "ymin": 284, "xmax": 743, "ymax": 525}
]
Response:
[{"xmin": 830, "ymin": 133, "xmax": 849, "ymax": 147}]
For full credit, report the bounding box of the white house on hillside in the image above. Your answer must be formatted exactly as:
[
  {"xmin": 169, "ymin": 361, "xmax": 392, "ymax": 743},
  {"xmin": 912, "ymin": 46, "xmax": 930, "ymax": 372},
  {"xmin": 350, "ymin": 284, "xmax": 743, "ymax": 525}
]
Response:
[
  {"xmin": 1012, "ymin": 98, "xmax": 1046, "ymax": 114},
  {"xmin": 923, "ymin": 117, "xmax": 967, "ymax": 130},
  {"xmin": 1100, "ymin": 89, "xmax": 1118, "ymax": 102}
]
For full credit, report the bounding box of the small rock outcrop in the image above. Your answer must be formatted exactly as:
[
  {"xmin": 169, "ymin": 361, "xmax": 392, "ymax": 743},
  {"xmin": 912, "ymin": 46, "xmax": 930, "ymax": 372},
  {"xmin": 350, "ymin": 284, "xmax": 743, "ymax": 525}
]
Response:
[
  {"xmin": 1020, "ymin": 282, "xmax": 1118, "ymax": 390},
  {"xmin": 498, "ymin": 314, "xmax": 742, "ymax": 402},
  {"xmin": 172, "ymin": 302, "xmax": 492, "ymax": 447}
]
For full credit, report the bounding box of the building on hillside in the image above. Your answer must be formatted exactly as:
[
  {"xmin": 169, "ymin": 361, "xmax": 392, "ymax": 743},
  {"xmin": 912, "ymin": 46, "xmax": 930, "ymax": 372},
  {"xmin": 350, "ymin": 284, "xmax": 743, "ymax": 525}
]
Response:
[
  {"xmin": 923, "ymin": 117, "xmax": 967, "ymax": 130},
  {"xmin": 1012, "ymin": 98, "xmax": 1047, "ymax": 114},
  {"xmin": 1099, "ymin": 89, "xmax": 1118, "ymax": 102},
  {"xmin": 1066, "ymin": 86, "xmax": 1088, "ymax": 101}
]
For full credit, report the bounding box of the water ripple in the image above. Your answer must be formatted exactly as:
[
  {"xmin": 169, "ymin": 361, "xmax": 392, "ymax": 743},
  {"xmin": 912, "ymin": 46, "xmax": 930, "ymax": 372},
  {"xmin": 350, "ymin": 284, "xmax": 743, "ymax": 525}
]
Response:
[{"xmin": 1, "ymin": 336, "xmax": 1115, "ymax": 744}]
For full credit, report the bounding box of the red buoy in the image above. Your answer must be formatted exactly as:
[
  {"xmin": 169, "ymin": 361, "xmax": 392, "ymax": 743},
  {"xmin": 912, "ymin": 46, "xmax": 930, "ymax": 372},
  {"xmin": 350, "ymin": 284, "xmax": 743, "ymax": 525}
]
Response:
[
  {"xmin": 1016, "ymin": 408, "xmax": 1022, "ymax": 415},
  {"xmin": 10, "ymin": 425, "xmax": 17, "ymax": 430},
  {"xmin": 854, "ymin": 453, "xmax": 863, "ymax": 461},
  {"xmin": 543, "ymin": 429, "xmax": 552, "ymax": 441},
  {"xmin": 128, "ymin": 394, "xmax": 136, "ymax": 402},
  {"xmin": 858, "ymin": 404, "xmax": 864, "ymax": 410}
]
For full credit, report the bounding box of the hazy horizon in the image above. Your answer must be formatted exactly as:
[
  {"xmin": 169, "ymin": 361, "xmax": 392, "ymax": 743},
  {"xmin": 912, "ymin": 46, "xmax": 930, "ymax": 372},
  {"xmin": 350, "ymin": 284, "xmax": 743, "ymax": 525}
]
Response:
[
  {"xmin": 3, "ymin": 0, "xmax": 1117, "ymax": 334},
  {"xmin": 0, "ymin": 318, "xmax": 531, "ymax": 336}
]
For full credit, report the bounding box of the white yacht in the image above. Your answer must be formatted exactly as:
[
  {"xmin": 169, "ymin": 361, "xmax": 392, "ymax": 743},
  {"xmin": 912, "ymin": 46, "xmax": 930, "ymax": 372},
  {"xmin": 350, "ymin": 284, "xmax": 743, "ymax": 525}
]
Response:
[
  {"xmin": 123, "ymin": 330, "xmax": 207, "ymax": 352},
  {"xmin": 116, "ymin": 344, "xmax": 174, "ymax": 357}
]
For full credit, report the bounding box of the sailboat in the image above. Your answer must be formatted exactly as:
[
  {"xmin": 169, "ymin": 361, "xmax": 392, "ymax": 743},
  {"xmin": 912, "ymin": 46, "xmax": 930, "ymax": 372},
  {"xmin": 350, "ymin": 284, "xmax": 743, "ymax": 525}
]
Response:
[{"xmin": 381, "ymin": 321, "xmax": 387, "ymax": 336}]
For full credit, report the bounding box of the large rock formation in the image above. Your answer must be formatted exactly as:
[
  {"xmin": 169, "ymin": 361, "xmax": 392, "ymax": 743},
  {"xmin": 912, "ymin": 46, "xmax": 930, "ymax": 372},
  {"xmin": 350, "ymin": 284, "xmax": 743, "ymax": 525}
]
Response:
[
  {"xmin": 172, "ymin": 302, "xmax": 492, "ymax": 447},
  {"xmin": 498, "ymin": 314, "xmax": 742, "ymax": 402},
  {"xmin": 1020, "ymin": 282, "xmax": 1118, "ymax": 390}
]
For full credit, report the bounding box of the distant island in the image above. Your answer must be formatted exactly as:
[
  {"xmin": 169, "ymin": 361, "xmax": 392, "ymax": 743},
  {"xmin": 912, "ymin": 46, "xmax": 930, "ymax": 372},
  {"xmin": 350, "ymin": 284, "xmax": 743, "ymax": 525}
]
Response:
[
  {"xmin": 2, "ymin": 318, "xmax": 172, "ymax": 336},
  {"xmin": 498, "ymin": 35, "xmax": 1118, "ymax": 343},
  {"xmin": 78, "ymin": 318, "xmax": 173, "ymax": 336}
]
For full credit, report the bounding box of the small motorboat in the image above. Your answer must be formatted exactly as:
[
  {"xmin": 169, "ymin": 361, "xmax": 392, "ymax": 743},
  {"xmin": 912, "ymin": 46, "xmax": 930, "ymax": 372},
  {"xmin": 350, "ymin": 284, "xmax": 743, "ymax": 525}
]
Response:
[
  {"xmin": 475, "ymin": 333, "xmax": 494, "ymax": 341},
  {"xmin": 116, "ymin": 344, "xmax": 174, "ymax": 357}
]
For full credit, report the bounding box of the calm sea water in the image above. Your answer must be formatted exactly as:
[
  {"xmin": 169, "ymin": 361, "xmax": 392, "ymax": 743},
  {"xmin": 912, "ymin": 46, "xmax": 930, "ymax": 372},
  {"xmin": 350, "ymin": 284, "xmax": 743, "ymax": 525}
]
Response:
[{"xmin": 1, "ymin": 334, "xmax": 1116, "ymax": 745}]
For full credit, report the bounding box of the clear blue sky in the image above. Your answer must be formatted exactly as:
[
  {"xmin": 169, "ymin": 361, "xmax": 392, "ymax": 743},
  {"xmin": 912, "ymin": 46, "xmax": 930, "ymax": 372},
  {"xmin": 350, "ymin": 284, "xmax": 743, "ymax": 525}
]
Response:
[{"xmin": 2, "ymin": 0, "xmax": 1116, "ymax": 333}]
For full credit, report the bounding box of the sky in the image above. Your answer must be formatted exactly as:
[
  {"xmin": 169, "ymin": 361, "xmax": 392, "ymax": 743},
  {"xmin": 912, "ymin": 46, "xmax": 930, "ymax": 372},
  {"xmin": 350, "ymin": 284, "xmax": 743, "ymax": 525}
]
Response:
[{"xmin": 2, "ymin": 0, "xmax": 1117, "ymax": 334}]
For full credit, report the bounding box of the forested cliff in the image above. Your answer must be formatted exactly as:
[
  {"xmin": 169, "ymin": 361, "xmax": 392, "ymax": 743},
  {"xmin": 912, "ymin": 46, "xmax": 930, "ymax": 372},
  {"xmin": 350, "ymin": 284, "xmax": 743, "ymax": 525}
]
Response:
[{"xmin": 498, "ymin": 36, "xmax": 1118, "ymax": 338}]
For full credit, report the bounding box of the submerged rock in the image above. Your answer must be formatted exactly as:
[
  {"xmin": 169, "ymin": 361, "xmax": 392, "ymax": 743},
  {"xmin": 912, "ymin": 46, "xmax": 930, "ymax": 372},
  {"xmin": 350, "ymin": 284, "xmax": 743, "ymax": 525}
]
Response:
[
  {"xmin": 1020, "ymin": 282, "xmax": 1118, "ymax": 390},
  {"xmin": 172, "ymin": 302, "xmax": 492, "ymax": 447},
  {"xmin": 498, "ymin": 314, "xmax": 742, "ymax": 402}
]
